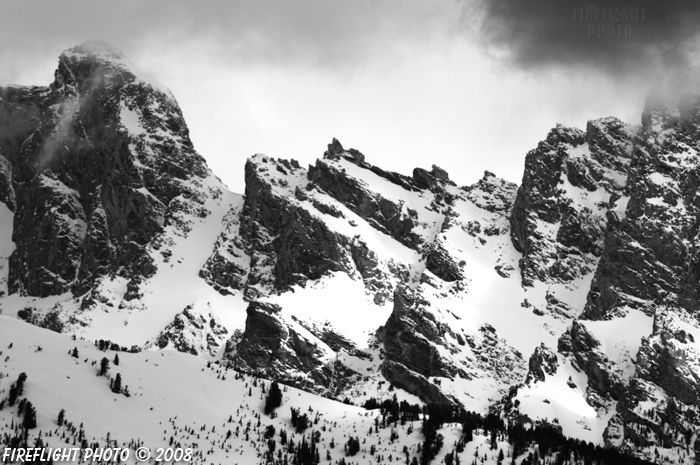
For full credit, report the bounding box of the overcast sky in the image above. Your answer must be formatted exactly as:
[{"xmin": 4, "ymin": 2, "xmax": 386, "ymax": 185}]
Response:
[{"xmin": 2, "ymin": 0, "xmax": 699, "ymax": 193}]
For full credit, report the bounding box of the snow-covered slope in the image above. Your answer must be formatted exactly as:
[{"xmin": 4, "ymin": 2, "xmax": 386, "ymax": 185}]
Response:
[
  {"xmin": 0, "ymin": 316, "xmax": 434, "ymax": 464},
  {"xmin": 0, "ymin": 316, "xmax": 650, "ymax": 465},
  {"xmin": 1, "ymin": 41, "xmax": 699, "ymax": 464},
  {"xmin": 0, "ymin": 40, "xmax": 249, "ymax": 349}
]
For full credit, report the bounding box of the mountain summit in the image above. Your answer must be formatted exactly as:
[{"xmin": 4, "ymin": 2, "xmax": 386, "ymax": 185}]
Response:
[
  {"xmin": 55, "ymin": 39, "xmax": 172, "ymax": 97},
  {"xmin": 0, "ymin": 43, "xmax": 699, "ymax": 464},
  {"xmin": 68, "ymin": 39, "xmax": 127, "ymax": 59}
]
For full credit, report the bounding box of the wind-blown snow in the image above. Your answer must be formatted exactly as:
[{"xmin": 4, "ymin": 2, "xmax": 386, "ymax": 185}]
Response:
[{"xmin": 64, "ymin": 41, "xmax": 174, "ymax": 99}]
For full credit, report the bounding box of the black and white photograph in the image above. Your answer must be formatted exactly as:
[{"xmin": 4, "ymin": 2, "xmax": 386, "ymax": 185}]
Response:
[{"xmin": 0, "ymin": 1, "xmax": 699, "ymax": 464}]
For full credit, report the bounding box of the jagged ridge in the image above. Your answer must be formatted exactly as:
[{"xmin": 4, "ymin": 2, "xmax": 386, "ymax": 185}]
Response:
[{"xmin": 3, "ymin": 41, "xmax": 700, "ymax": 464}]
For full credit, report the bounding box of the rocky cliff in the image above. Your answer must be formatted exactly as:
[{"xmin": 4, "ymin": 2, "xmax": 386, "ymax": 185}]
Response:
[
  {"xmin": 1, "ymin": 41, "xmax": 210, "ymax": 300},
  {"xmin": 510, "ymin": 118, "xmax": 634, "ymax": 287},
  {"xmin": 4, "ymin": 40, "xmax": 700, "ymax": 463}
]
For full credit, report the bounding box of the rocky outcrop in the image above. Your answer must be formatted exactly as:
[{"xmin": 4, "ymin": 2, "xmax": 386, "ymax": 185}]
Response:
[
  {"xmin": 347, "ymin": 238, "xmax": 394, "ymax": 303},
  {"xmin": 607, "ymin": 308, "xmax": 700, "ymax": 456},
  {"xmin": 412, "ymin": 165, "xmax": 451, "ymax": 191},
  {"xmin": 424, "ymin": 238, "xmax": 464, "ymax": 282},
  {"xmin": 583, "ymin": 96, "xmax": 700, "ymax": 320},
  {"xmin": 463, "ymin": 171, "xmax": 518, "ymax": 214},
  {"xmin": 412, "ymin": 168, "xmax": 438, "ymax": 190},
  {"xmin": 0, "ymin": 41, "xmax": 211, "ymax": 298},
  {"xmin": 226, "ymin": 301, "xmax": 335, "ymax": 392},
  {"xmin": 226, "ymin": 298, "xmax": 373, "ymax": 397},
  {"xmin": 149, "ymin": 305, "xmax": 228, "ymax": 356},
  {"xmin": 382, "ymin": 285, "xmax": 456, "ymax": 379},
  {"xmin": 240, "ymin": 155, "xmax": 351, "ymax": 298},
  {"xmin": 558, "ymin": 320, "xmax": 625, "ymax": 401},
  {"xmin": 199, "ymin": 201, "xmax": 249, "ymax": 295},
  {"xmin": 382, "ymin": 285, "xmax": 526, "ymax": 405},
  {"xmin": 380, "ymin": 360, "xmax": 456, "ymax": 406},
  {"xmin": 290, "ymin": 316, "xmax": 360, "ymax": 356},
  {"xmin": 510, "ymin": 119, "xmax": 633, "ymax": 286},
  {"xmin": 10, "ymin": 40, "xmax": 700, "ymax": 463},
  {"xmin": 308, "ymin": 156, "xmax": 423, "ymax": 249},
  {"xmin": 635, "ymin": 309, "xmax": 700, "ymax": 406},
  {"xmin": 9, "ymin": 173, "xmax": 87, "ymax": 296},
  {"xmin": 525, "ymin": 344, "xmax": 558, "ymax": 384},
  {"xmin": 236, "ymin": 150, "xmax": 423, "ymax": 303},
  {"xmin": 223, "ymin": 141, "xmax": 527, "ymax": 408}
]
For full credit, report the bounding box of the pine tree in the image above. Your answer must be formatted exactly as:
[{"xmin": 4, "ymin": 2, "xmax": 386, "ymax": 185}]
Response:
[
  {"xmin": 23, "ymin": 401, "xmax": 37, "ymax": 429},
  {"xmin": 114, "ymin": 354, "xmax": 120, "ymax": 366},
  {"xmin": 57, "ymin": 409, "xmax": 66, "ymax": 426},
  {"xmin": 112, "ymin": 373, "xmax": 122, "ymax": 394},
  {"xmin": 346, "ymin": 437, "xmax": 360, "ymax": 456},
  {"xmin": 264, "ymin": 381, "xmax": 283, "ymax": 415},
  {"xmin": 8, "ymin": 384, "xmax": 18, "ymax": 406},
  {"xmin": 8, "ymin": 373, "xmax": 27, "ymax": 406},
  {"xmin": 16, "ymin": 372, "xmax": 27, "ymax": 394},
  {"xmin": 99, "ymin": 357, "xmax": 110, "ymax": 376}
]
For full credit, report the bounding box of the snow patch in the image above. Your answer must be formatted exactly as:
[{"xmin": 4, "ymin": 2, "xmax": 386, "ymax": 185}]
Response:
[{"xmin": 119, "ymin": 103, "xmax": 144, "ymax": 135}]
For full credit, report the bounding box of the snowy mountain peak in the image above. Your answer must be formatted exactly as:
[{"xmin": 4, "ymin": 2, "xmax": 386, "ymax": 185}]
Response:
[
  {"xmin": 55, "ymin": 39, "xmax": 172, "ymax": 97},
  {"xmin": 5, "ymin": 42, "xmax": 700, "ymax": 464},
  {"xmin": 67, "ymin": 39, "xmax": 126, "ymax": 60}
]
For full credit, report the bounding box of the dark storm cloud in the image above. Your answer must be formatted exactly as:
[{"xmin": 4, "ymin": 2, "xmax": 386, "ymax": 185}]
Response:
[{"xmin": 471, "ymin": 0, "xmax": 700, "ymax": 81}]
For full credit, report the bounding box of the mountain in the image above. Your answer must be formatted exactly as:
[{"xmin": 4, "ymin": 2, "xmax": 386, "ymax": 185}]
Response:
[{"xmin": 0, "ymin": 41, "xmax": 699, "ymax": 464}]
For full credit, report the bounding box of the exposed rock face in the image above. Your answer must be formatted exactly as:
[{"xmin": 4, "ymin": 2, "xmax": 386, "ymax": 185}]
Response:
[
  {"xmin": 308, "ymin": 156, "xmax": 423, "ymax": 249},
  {"xmin": 540, "ymin": 92, "xmax": 700, "ymax": 460},
  {"xmin": 10, "ymin": 173, "xmax": 87, "ymax": 296},
  {"xmin": 424, "ymin": 238, "xmax": 463, "ymax": 282},
  {"xmin": 430, "ymin": 165, "xmax": 449, "ymax": 181},
  {"xmin": 525, "ymin": 344, "xmax": 558, "ymax": 384},
  {"xmin": 225, "ymin": 301, "xmax": 335, "ymax": 392},
  {"xmin": 412, "ymin": 168, "xmax": 438, "ymax": 190},
  {"xmin": 221, "ymin": 143, "xmax": 527, "ymax": 410},
  {"xmin": 606, "ymin": 308, "xmax": 700, "ymax": 456},
  {"xmin": 239, "ymin": 155, "xmax": 352, "ymax": 299},
  {"xmin": 464, "ymin": 171, "xmax": 518, "ymax": 214},
  {"xmin": 382, "ymin": 285, "xmax": 525, "ymax": 405},
  {"xmin": 290, "ymin": 316, "xmax": 359, "ymax": 356},
  {"xmin": 505, "ymin": 92, "xmax": 700, "ymax": 461},
  {"xmin": 223, "ymin": 298, "xmax": 371, "ymax": 397},
  {"xmin": 383, "ymin": 285, "xmax": 454, "ymax": 379},
  {"xmin": 583, "ymin": 96, "xmax": 700, "ymax": 319},
  {"xmin": 558, "ymin": 320, "xmax": 624, "ymax": 402},
  {"xmin": 149, "ymin": 305, "xmax": 228, "ymax": 356},
  {"xmin": 510, "ymin": 119, "xmax": 633, "ymax": 286},
  {"xmin": 637, "ymin": 309, "xmax": 700, "ymax": 405},
  {"xmin": 199, "ymin": 201, "xmax": 250, "ymax": 295},
  {"xmin": 0, "ymin": 40, "xmax": 210, "ymax": 298},
  {"xmin": 380, "ymin": 360, "xmax": 456, "ymax": 406},
  {"xmin": 12, "ymin": 41, "xmax": 700, "ymax": 463}
]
